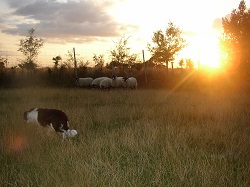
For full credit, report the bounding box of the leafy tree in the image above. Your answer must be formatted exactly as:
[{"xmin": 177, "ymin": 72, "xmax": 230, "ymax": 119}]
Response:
[
  {"xmin": 126, "ymin": 53, "xmax": 138, "ymax": 68},
  {"xmin": 147, "ymin": 21, "xmax": 186, "ymax": 74},
  {"xmin": 78, "ymin": 58, "xmax": 89, "ymax": 72},
  {"xmin": 186, "ymin": 58, "xmax": 194, "ymax": 69},
  {"xmin": 63, "ymin": 50, "xmax": 89, "ymax": 69},
  {"xmin": 78, "ymin": 60, "xmax": 89, "ymax": 75},
  {"xmin": 0, "ymin": 57, "xmax": 8, "ymax": 72},
  {"xmin": 17, "ymin": 28, "xmax": 44, "ymax": 71},
  {"xmin": 0, "ymin": 62, "xmax": 5, "ymax": 72},
  {"xmin": 178, "ymin": 58, "xmax": 185, "ymax": 69},
  {"xmin": 109, "ymin": 35, "xmax": 138, "ymax": 73},
  {"xmin": 220, "ymin": 0, "xmax": 250, "ymax": 74},
  {"xmin": 93, "ymin": 54, "xmax": 105, "ymax": 70},
  {"xmin": 63, "ymin": 50, "xmax": 75, "ymax": 68},
  {"xmin": 52, "ymin": 56, "xmax": 62, "ymax": 69},
  {"xmin": 10, "ymin": 66, "xmax": 17, "ymax": 75}
]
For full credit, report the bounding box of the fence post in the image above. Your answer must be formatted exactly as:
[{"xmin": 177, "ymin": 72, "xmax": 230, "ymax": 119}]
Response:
[
  {"xmin": 73, "ymin": 48, "xmax": 77, "ymax": 79},
  {"xmin": 142, "ymin": 50, "xmax": 147, "ymax": 83}
]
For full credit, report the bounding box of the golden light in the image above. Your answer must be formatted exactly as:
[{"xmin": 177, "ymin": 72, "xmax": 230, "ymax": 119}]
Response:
[
  {"xmin": 3, "ymin": 132, "xmax": 28, "ymax": 154},
  {"xmin": 196, "ymin": 34, "xmax": 222, "ymax": 69}
]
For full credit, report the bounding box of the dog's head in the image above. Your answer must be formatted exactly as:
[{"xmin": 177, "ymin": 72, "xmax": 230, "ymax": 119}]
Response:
[
  {"xmin": 66, "ymin": 129, "xmax": 78, "ymax": 137},
  {"xmin": 23, "ymin": 108, "xmax": 38, "ymax": 123}
]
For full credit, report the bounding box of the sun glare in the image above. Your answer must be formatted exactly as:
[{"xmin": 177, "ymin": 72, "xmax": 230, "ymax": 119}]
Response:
[
  {"xmin": 180, "ymin": 32, "xmax": 223, "ymax": 71},
  {"xmin": 190, "ymin": 33, "xmax": 222, "ymax": 70},
  {"xmin": 109, "ymin": 0, "xmax": 225, "ymax": 71}
]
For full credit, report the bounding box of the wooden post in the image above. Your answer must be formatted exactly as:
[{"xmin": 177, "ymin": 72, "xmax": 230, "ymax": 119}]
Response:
[
  {"xmin": 171, "ymin": 61, "xmax": 174, "ymax": 74},
  {"xmin": 142, "ymin": 50, "xmax": 147, "ymax": 83},
  {"xmin": 73, "ymin": 48, "xmax": 77, "ymax": 78},
  {"xmin": 112, "ymin": 58, "xmax": 114, "ymax": 76}
]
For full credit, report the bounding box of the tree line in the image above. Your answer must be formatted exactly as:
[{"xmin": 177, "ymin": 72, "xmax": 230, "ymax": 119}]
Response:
[{"xmin": 1, "ymin": 0, "xmax": 250, "ymax": 90}]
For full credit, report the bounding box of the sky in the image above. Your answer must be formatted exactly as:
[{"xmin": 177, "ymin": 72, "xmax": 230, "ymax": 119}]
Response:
[{"xmin": 0, "ymin": 0, "xmax": 249, "ymax": 67}]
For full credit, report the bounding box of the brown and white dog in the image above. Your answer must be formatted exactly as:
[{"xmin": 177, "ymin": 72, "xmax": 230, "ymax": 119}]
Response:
[{"xmin": 24, "ymin": 108, "xmax": 77, "ymax": 140}]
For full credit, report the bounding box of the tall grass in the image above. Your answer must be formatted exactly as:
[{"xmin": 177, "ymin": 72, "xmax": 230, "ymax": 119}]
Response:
[{"xmin": 0, "ymin": 88, "xmax": 249, "ymax": 186}]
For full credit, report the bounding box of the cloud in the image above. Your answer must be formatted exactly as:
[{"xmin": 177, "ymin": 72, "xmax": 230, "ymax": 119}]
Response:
[
  {"xmin": 212, "ymin": 18, "xmax": 223, "ymax": 31},
  {"xmin": 1, "ymin": 0, "xmax": 138, "ymax": 43},
  {"xmin": 6, "ymin": 0, "xmax": 33, "ymax": 8}
]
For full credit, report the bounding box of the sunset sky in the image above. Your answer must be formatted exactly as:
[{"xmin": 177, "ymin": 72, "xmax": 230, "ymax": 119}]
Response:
[{"xmin": 0, "ymin": 0, "xmax": 249, "ymax": 67}]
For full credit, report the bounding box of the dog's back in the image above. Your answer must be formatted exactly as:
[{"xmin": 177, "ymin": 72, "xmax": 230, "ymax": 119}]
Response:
[{"xmin": 37, "ymin": 109, "xmax": 69, "ymax": 132}]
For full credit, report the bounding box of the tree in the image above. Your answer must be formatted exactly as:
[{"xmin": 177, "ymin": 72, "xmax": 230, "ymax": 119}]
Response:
[
  {"xmin": 52, "ymin": 56, "xmax": 62, "ymax": 69},
  {"xmin": 147, "ymin": 21, "xmax": 186, "ymax": 75},
  {"xmin": 17, "ymin": 28, "xmax": 44, "ymax": 71},
  {"xmin": 93, "ymin": 54, "xmax": 105, "ymax": 71},
  {"xmin": 78, "ymin": 60, "xmax": 89, "ymax": 75},
  {"xmin": 63, "ymin": 50, "xmax": 75, "ymax": 68},
  {"xmin": 220, "ymin": 0, "xmax": 250, "ymax": 74},
  {"xmin": 109, "ymin": 35, "xmax": 138, "ymax": 74},
  {"xmin": 63, "ymin": 50, "xmax": 89, "ymax": 69},
  {"xmin": 186, "ymin": 59, "xmax": 194, "ymax": 69},
  {"xmin": 0, "ymin": 62, "xmax": 5, "ymax": 72},
  {"xmin": 0, "ymin": 57, "xmax": 8, "ymax": 72},
  {"xmin": 178, "ymin": 58, "xmax": 185, "ymax": 69}
]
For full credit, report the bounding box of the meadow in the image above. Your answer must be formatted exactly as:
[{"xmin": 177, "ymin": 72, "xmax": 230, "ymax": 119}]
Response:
[{"xmin": 0, "ymin": 88, "xmax": 249, "ymax": 186}]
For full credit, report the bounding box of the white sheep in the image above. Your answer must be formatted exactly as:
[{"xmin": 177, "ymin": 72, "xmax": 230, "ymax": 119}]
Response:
[
  {"xmin": 92, "ymin": 77, "xmax": 108, "ymax": 88},
  {"xmin": 111, "ymin": 76, "xmax": 126, "ymax": 88},
  {"xmin": 75, "ymin": 77, "xmax": 93, "ymax": 88},
  {"xmin": 100, "ymin": 77, "xmax": 112, "ymax": 89},
  {"xmin": 123, "ymin": 77, "xmax": 138, "ymax": 89}
]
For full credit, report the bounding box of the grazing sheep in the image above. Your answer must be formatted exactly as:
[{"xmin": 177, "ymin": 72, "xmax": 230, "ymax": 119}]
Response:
[
  {"xmin": 24, "ymin": 108, "xmax": 77, "ymax": 141},
  {"xmin": 123, "ymin": 77, "xmax": 138, "ymax": 89},
  {"xmin": 111, "ymin": 76, "xmax": 126, "ymax": 88},
  {"xmin": 100, "ymin": 77, "xmax": 112, "ymax": 90},
  {"xmin": 92, "ymin": 77, "xmax": 108, "ymax": 88},
  {"xmin": 75, "ymin": 77, "xmax": 93, "ymax": 88}
]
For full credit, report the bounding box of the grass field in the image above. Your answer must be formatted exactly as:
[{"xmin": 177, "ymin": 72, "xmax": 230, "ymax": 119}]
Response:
[{"xmin": 0, "ymin": 88, "xmax": 249, "ymax": 186}]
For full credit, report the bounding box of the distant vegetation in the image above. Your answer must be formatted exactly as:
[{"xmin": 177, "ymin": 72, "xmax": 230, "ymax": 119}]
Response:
[{"xmin": 0, "ymin": 65, "xmax": 248, "ymax": 93}]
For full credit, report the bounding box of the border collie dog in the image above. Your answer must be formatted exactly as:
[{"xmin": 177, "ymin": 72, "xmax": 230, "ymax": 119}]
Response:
[{"xmin": 24, "ymin": 108, "xmax": 77, "ymax": 140}]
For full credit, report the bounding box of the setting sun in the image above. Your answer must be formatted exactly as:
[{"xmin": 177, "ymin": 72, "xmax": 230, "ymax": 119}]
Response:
[
  {"xmin": 197, "ymin": 34, "xmax": 222, "ymax": 69},
  {"xmin": 180, "ymin": 32, "xmax": 223, "ymax": 70}
]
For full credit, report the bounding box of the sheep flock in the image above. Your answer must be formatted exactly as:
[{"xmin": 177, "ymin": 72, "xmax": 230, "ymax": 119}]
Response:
[{"xmin": 75, "ymin": 76, "xmax": 138, "ymax": 90}]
